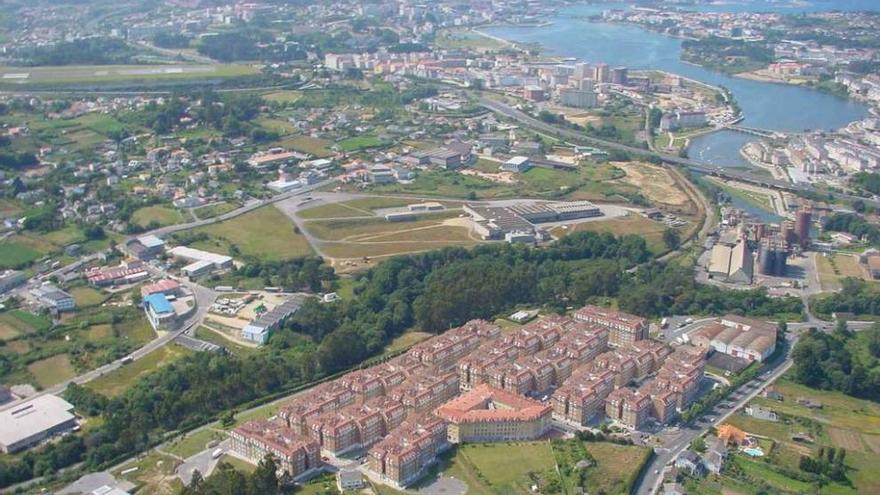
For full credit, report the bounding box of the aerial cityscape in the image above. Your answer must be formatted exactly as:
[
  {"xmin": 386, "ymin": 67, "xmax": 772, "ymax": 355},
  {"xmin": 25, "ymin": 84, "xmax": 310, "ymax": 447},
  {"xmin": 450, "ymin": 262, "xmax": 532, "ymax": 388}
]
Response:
[{"xmin": 2, "ymin": 0, "xmax": 880, "ymax": 494}]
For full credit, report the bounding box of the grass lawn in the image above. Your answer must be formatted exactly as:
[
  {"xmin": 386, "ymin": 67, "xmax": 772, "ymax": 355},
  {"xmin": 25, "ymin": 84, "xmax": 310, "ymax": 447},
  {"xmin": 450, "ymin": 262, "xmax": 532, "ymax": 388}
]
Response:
[
  {"xmin": 114, "ymin": 313, "xmax": 156, "ymax": 347},
  {"xmin": 551, "ymin": 214, "xmax": 669, "ymax": 254},
  {"xmin": 256, "ymin": 116, "xmax": 297, "ymax": 134},
  {"xmin": 338, "ymin": 135, "xmax": 382, "ymax": 152},
  {"xmin": 87, "ymin": 345, "xmax": 191, "ymax": 397},
  {"xmin": 816, "ymin": 253, "xmax": 867, "ymax": 292},
  {"xmin": 218, "ymin": 454, "xmax": 256, "ymax": 474},
  {"xmin": 195, "ymin": 326, "xmax": 258, "ymax": 357},
  {"xmin": 458, "ymin": 441, "xmax": 558, "ymax": 493},
  {"xmin": 190, "ymin": 206, "xmax": 313, "ymax": 261},
  {"xmin": 262, "ymin": 90, "xmax": 302, "ymax": 103},
  {"xmin": 384, "ymin": 331, "xmax": 432, "ymax": 354},
  {"xmin": 28, "ymin": 354, "xmax": 77, "ymax": 388},
  {"xmin": 0, "ymin": 240, "xmax": 43, "ymax": 269},
  {"xmin": 165, "ymin": 429, "xmax": 225, "ymax": 459},
  {"xmin": 304, "ymin": 211, "xmax": 461, "ymax": 242},
  {"xmin": 131, "ymin": 205, "xmax": 184, "ymax": 229},
  {"xmin": 273, "ymin": 135, "xmax": 333, "ymax": 157},
  {"xmin": 69, "ymin": 286, "xmax": 108, "ymax": 307},
  {"xmin": 297, "ymin": 202, "xmax": 373, "ymax": 220},
  {"xmin": 192, "ymin": 202, "xmax": 239, "ymax": 220}
]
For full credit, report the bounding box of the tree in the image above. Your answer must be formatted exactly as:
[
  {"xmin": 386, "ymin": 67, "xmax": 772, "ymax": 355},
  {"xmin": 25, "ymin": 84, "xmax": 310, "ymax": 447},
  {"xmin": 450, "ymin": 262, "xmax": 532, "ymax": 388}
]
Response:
[
  {"xmin": 250, "ymin": 456, "xmax": 279, "ymax": 495},
  {"xmin": 662, "ymin": 228, "xmax": 681, "ymax": 250}
]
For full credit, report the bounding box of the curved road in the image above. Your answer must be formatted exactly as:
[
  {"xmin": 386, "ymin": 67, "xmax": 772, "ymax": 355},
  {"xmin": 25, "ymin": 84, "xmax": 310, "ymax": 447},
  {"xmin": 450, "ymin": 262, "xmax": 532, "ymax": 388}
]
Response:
[{"xmin": 479, "ymin": 98, "xmax": 880, "ymax": 208}]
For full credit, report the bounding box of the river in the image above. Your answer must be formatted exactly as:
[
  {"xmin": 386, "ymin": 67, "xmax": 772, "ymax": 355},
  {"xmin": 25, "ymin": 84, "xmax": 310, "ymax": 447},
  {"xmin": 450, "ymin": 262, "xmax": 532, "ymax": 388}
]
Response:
[{"xmin": 483, "ymin": 1, "xmax": 873, "ymax": 168}]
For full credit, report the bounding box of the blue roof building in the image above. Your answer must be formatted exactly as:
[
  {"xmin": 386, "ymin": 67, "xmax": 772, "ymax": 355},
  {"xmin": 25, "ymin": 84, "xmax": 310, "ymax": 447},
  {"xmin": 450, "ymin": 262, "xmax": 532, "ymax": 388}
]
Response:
[{"xmin": 144, "ymin": 293, "xmax": 175, "ymax": 329}]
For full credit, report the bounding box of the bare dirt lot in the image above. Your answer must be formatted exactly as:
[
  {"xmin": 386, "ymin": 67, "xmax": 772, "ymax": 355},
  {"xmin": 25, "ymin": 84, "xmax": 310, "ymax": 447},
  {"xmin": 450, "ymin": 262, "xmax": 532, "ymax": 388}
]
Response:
[{"xmin": 613, "ymin": 161, "xmax": 689, "ymax": 207}]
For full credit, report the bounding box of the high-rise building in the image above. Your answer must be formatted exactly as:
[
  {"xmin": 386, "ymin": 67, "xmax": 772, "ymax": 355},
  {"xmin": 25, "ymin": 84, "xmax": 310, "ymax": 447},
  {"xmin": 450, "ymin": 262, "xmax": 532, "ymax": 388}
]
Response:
[
  {"xmin": 593, "ymin": 63, "xmax": 610, "ymax": 83},
  {"xmin": 795, "ymin": 209, "xmax": 812, "ymax": 247},
  {"xmin": 611, "ymin": 67, "xmax": 628, "ymax": 85}
]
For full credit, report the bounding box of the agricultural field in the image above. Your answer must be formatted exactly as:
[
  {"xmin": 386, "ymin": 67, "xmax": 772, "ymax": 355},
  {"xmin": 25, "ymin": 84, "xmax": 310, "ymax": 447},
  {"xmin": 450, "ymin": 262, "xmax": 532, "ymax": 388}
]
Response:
[
  {"xmin": 27, "ymin": 354, "xmax": 77, "ymax": 388},
  {"xmin": 255, "ymin": 116, "xmax": 297, "ymax": 134},
  {"xmin": 131, "ymin": 205, "xmax": 185, "ymax": 229},
  {"xmin": 87, "ymin": 344, "xmax": 192, "ymax": 397},
  {"xmin": 0, "ymin": 310, "xmax": 51, "ymax": 339},
  {"xmin": 0, "ymin": 239, "xmax": 43, "ymax": 269},
  {"xmin": 700, "ymin": 374, "xmax": 880, "ymax": 495},
  {"xmin": 188, "ymin": 206, "xmax": 313, "ymax": 261}
]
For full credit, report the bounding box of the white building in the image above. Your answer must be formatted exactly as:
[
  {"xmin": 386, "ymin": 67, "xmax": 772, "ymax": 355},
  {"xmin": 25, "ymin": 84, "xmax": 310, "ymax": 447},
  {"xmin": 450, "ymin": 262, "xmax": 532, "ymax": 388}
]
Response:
[
  {"xmin": 30, "ymin": 283, "xmax": 75, "ymax": 312},
  {"xmin": 0, "ymin": 395, "xmax": 77, "ymax": 453}
]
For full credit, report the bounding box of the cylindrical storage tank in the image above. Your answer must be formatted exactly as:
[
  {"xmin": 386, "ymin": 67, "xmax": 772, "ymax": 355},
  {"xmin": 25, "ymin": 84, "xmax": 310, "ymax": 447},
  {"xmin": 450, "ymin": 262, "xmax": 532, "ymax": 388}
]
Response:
[
  {"xmin": 773, "ymin": 248, "xmax": 787, "ymax": 276},
  {"xmin": 759, "ymin": 244, "xmax": 773, "ymax": 276}
]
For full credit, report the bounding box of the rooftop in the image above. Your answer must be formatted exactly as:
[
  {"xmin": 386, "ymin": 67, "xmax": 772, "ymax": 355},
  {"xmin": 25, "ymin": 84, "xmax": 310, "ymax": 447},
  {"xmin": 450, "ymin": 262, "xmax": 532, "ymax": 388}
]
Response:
[
  {"xmin": 0, "ymin": 395, "xmax": 75, "ymax": 449},
  {"xmin": 435, "ymin": 384, "xmax": 552, "ymax": 424}
]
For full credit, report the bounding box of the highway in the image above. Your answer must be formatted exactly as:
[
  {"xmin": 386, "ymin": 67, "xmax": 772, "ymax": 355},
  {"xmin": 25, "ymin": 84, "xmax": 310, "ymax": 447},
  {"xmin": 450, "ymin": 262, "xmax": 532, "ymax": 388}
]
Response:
[
  {"xmin": 0, "ymin": 180, "xmax": 334, "ymax": 413},
  {"xmin": 479, "ymin": 98, "xmax": 880, "ymax": 207}
]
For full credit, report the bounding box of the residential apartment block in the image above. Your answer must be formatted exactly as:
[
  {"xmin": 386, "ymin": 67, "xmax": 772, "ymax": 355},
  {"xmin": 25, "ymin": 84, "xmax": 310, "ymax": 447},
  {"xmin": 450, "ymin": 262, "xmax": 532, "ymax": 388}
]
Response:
[
  {"xmin": 573, "ymin": 305, "xmax": 649, "ymax": 347},
  {"xmin": 367, "ymin": 416, "xmax": 449, "ymax": 488},
  {"xmin": 436, "ymin": 384, "xmax": 552, "ymax": 443},
  {"xmin": 230, "ymin": 420, "xmax": 321, "ymax": 479}
]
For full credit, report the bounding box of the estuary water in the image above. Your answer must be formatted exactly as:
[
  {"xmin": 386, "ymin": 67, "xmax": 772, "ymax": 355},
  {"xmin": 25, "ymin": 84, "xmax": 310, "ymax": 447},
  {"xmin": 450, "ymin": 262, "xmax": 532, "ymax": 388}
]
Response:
[{"xmin": 483, "ymin": 2, "xmax": 873, "ymax": 168}]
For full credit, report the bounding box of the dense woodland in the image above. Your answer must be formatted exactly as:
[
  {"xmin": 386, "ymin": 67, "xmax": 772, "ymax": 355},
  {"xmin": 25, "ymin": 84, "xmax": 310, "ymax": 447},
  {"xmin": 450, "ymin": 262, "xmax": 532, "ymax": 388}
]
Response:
[
  {"xmin": 14, "ymin": 38, "xmax": 138, "ymax": 66},
  {"xmin": 0, "ymin": 232, "xmax": 802, "ymax": 487},
  {"xmin": 812, "ymin": 278, "xmax": 880, "ymax": 317},
  {"xmin": 822, "ymin": 213, "xmax": 880, "ymax": 244},
  {"xmin": 792, "ymin": 324, "xmax": 880, "ymax": 402}
]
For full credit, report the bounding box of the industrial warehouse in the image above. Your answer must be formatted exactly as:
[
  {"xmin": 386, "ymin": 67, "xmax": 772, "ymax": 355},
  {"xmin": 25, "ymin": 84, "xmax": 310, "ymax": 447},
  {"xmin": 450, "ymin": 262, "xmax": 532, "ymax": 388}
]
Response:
[
  {"xmin": 463, "ymin": 200, "xmax": 604, "ymax": 241},
  {"xmin": 226, "ymin": 306, "xmax": 719, "ymax": 488}
]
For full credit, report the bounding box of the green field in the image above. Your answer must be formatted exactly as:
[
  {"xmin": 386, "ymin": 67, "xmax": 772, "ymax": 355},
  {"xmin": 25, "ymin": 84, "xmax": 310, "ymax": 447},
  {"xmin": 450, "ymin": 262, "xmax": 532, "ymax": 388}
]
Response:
[
  {"xmin": 272, "ymin": 135, "xmax": 333, "ymax": 157},
  {"xmin": 339, "ymin": 135, "xmax": 383, "ymax": 152},
  {"xmin": 0, "ymin": 310, "xmax": 51, "ymax": 339},
  {"xmin": 262, "ymin": 90, "xmax": 302, "ymax": 103},
  {"xmin": 165, "ymin": 429, "xmax": 226, "ymax": 459},
  {"xmin": 189, "ymin": 206, "xmax": 313, "ymax": 261},
  {"xmin": 87, "ymin": 345, "xmax": 192, "ymax": 397},
  {"xmin": 69, "ymin": 286, "xmax": 108, "ymax": 307},
  {"xmin": 27, "ymin": 354, "xmax": 77, "ymax": 388},
  {"xmin": 131, "ymin": 205, "xmax": 184, "ymax": 229},
  {"xmin": 0, "ymin": 240, "xmax": 42, "ymax": 269},
  {"xmin": 192, "ymin": 202, "xmax": 240, "ymax": 220},
  {"xmin": 713, "ymin": 373, "xmax": 880, "ymax": 495}
]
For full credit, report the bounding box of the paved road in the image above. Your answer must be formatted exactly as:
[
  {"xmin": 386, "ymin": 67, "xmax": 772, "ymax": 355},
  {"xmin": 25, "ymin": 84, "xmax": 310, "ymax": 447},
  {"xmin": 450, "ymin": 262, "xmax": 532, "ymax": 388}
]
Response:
[
  {"xmin": 479, "ymin": 98, "xmax": 880, "ymax": 208},
  {"xmin": 0, "ymin": 181, "xmax": 332, "ymax": 413},
  {"xmin": 635, "ymin": 338, "xmax": 797, "ymax": 495}
]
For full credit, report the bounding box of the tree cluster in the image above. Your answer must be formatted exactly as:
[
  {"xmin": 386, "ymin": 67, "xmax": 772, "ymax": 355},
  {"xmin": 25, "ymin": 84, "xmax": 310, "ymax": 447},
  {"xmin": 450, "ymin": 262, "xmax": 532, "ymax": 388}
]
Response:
[{"xmin": 791, "ymin": 324, "xmax": 880, "ymax": 402}]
